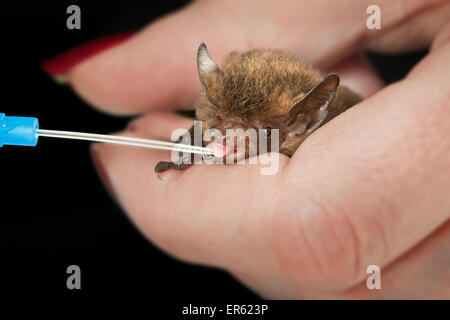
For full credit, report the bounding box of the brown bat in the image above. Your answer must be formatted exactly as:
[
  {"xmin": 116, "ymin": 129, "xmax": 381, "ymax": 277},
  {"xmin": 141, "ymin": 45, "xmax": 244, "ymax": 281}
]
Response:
[{"xmin": 155, "ymin": 43, "xmax": 362, "ymax": 173}]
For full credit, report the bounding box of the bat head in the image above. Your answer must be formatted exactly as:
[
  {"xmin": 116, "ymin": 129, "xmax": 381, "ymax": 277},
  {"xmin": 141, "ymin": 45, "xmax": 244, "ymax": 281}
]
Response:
[{"xmin": 195, "ymin": 43, "xmax": 339, "ymax": 160}]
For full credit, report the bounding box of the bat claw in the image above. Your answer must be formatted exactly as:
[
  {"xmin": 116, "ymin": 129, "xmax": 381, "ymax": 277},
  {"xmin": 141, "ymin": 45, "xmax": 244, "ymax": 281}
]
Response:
[
  {"xmin": 155, "ymin": 161, "xmax": 192, "ymax": 173},
  {"xmin": 155, "ymin": 161, "xmax": 176, "ymax": 173}
]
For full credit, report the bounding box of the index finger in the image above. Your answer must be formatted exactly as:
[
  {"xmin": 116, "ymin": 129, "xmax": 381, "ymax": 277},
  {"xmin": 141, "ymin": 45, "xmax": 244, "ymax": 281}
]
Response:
[{"xmin": 54, "ymin": 0, "xmax": 448, "ymax": 115}]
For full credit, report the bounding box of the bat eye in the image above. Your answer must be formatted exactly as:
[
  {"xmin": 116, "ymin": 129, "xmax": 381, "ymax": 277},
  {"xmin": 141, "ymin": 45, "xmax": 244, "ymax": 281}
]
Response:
[{"xmin": 262, "ymin": 126, "xmax": 272, "ymax": 137}]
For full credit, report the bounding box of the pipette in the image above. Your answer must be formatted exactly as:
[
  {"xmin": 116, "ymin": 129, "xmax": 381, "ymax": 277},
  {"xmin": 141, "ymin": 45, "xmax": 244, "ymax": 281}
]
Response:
[{"xmin": 0, "ymin": 113, "xmax": 214, "ymax": 155}]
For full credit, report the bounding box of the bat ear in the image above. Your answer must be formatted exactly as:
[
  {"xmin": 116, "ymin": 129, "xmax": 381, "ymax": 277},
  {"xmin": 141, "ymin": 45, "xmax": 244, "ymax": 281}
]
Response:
[
  {"xmin": 287, "ymin": 73, "xmax": 339, "ymax": 132},
  {"xmin": 197, "ymin": 43, "xmax": 221, "ymax": 88}
]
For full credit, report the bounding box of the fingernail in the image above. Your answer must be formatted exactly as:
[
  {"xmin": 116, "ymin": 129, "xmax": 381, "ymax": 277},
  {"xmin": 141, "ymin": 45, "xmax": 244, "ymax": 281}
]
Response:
[
  {"xmin": 41, "ymin": 31, "xmax": 136, "ymax": 77},
  {"xmin": 91, "ymin": 145, "xmax": 117, "ymax": 200}
]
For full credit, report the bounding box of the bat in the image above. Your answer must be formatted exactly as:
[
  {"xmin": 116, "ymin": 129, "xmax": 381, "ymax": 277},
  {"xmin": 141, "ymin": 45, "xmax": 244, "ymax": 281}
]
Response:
[{"xmin": 155, "ymin": 43, "xmax": 362, "ymax": 173}]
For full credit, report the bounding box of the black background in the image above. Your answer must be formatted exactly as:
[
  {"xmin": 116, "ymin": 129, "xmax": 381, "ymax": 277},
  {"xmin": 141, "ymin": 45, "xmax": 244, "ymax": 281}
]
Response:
[{"xmin": 0, "ymin": 1, "xmax": 425, "ymax": 299}]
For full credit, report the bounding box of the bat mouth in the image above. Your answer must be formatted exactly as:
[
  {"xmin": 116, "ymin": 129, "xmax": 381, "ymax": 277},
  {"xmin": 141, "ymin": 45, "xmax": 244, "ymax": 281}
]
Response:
[
  {"xmin": 206, "ymin": 141, "xmax": 231, "ymax": 158},
  {"xmin": 205, "ymin": 141, "xmax": 246, "ymax": 162}
]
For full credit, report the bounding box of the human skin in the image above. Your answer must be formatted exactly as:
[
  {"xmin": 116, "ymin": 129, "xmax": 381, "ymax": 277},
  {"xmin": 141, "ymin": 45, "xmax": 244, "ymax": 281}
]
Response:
[{"xmin": 52, "ymin": 0, "xmax": 450, "ymax": 298}]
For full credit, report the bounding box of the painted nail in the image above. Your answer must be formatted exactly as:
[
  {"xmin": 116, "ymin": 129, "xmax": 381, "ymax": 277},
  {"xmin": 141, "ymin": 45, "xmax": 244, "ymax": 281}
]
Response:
[
  {"xmin": 91, "ymin": 145, "xmax": 117, "ymax": 200},
  {"xmin": 41, "ymin": 31, "xmax": 136, "ymax": 76}
]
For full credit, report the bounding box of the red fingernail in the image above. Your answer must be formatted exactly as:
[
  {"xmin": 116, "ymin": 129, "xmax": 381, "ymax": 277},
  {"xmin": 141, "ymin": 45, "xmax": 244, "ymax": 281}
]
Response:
[
  {"xmin": 41, "ymin": 31, "xmax": 136, "ymax": 76},
  {"xmin": 91, "ymin": 146, "xmax": 117, "ymax": 200}
]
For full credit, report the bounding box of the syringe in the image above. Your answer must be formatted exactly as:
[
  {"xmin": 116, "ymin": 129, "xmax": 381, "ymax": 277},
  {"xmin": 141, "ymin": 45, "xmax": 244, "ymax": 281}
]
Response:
[{"xmin": 0, "ymin": 113, "xmax": 214, "ymax": 155}]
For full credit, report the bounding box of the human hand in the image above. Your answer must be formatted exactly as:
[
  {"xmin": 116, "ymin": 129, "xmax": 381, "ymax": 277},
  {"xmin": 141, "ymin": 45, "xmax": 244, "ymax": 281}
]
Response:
[{"xmin": 44, "ymin": 0, "xmax": 450, "ymax": 298}]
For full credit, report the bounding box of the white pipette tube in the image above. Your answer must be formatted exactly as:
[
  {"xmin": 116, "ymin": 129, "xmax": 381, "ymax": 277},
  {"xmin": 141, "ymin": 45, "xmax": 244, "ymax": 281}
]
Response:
[{"xmin": 36, "ymin": 129, "xmax": 214, "ymax": 155}]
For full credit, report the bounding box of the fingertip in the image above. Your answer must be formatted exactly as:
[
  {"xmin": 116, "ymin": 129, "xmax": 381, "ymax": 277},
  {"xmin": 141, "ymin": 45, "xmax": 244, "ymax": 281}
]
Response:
[
  {"xmin": 66, "ymin": 18, "xmax": 201, "ymax": 115},
  {"xmin": 90, "ymin": 142, "xmax": 117, "ymax": 200},
  {"xmin": 42, "ymin": 32, "xmax": 137, "ymax": 76}
]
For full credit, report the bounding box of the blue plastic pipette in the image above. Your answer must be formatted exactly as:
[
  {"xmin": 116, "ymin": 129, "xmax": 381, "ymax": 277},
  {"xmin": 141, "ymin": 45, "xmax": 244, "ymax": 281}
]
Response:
[{"xmin": 0, "ymin": 113, "xmax": 213, "ymax": 155}]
